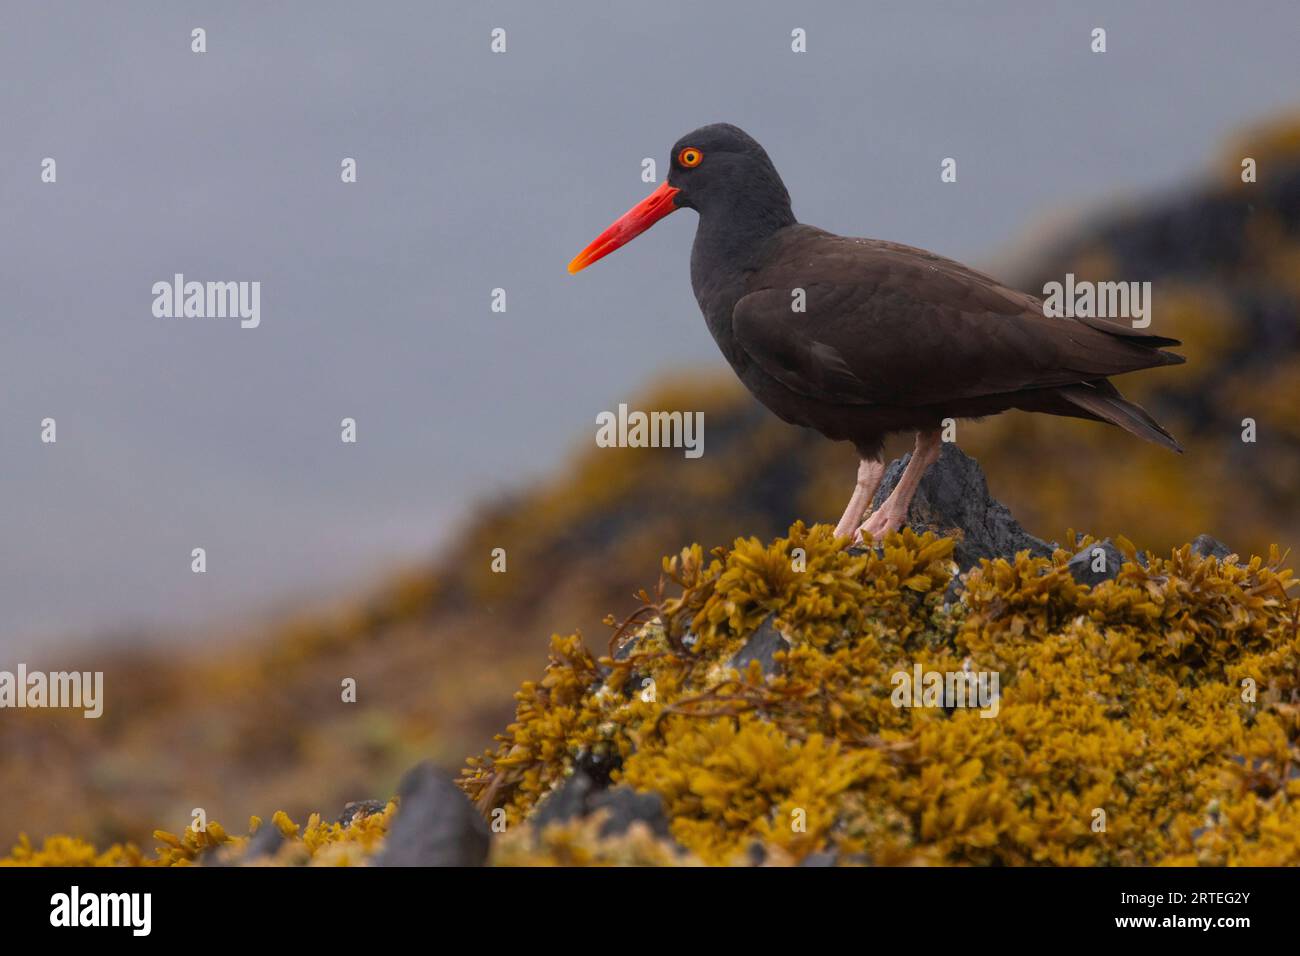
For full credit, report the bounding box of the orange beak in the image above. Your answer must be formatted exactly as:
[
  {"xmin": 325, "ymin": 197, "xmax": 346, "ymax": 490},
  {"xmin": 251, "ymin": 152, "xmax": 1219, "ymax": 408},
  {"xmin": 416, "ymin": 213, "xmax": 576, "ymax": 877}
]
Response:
[{"xmin": 567, "ymin": 182, "xmax": 681, "ymax": 274}]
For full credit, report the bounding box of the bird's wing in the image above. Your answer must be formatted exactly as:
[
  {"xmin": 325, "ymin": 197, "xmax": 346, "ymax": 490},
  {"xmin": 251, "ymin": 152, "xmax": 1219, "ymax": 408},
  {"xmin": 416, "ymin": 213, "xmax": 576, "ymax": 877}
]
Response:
[{"xmin": 732, "ymin": 230, "xmax": 1182, "ymax": 407}]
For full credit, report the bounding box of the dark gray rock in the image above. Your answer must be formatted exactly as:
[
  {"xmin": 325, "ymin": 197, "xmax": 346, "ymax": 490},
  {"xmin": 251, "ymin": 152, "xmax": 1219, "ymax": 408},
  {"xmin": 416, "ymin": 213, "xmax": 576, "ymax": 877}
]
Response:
[
  {"xmin": 203, "ymin": 818, "xmax": 285, "ymax": 866},
  {"xmin": 242, "ymin": 821, "xmax": 285, "ymax": 860},
  {"xmin": 337, "ymin": 799, "xmax": 387, "ymax": 828},
  {"xmin": 589, "ymin": 787, "xmax": 670, "ymax": 839},
  {"xmin": 532, "ymin": 768, "xmax": 599, "ymax": 831},
  {"xmin": 574, "ymin": 748, "xmax": 620, "ymax": 787},
  {"xmin": 1191, "ymin": 534, "xmax": 1232, "ymax": 561},
  {"xmin": 532, "ymin": 768, "xmax": 670, "ymax": 839},
  {"xmin": 1067, "ymin": 538, "xmax": 1125, "ymax": 587},
  {"xmin": 202, "ymin": 816, "xmax": 284, "ymax": 868},
  {"xmin": 373, "ymin": 762, "xmax": 491, "ymax": 867},
  {"xmin": 867, "ymin": 443, "xmax": 1054, "ymax": 571},
  {"xmin": 728, "ymin": 614, "xmax": 789, "ymax": 677}
]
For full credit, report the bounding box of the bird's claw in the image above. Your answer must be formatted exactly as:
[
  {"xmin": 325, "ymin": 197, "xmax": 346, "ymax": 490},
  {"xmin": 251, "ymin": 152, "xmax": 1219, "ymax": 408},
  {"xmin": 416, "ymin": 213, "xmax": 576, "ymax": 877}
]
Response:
[{"xmin": 857, "ymin": 509, "xmax": 903, "ymax": 543}]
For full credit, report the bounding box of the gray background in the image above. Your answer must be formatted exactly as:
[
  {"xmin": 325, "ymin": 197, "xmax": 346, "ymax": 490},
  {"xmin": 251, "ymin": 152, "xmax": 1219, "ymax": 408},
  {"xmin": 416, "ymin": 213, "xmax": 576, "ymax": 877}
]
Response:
[{"xmin": 2, "ymin": 0, "xmax": 1297, "ymax": 656}]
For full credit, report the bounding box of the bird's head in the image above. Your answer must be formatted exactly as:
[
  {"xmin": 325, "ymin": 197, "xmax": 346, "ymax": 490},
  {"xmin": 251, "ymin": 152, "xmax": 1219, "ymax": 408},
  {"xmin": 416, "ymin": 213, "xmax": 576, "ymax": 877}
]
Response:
[{"xmin": 568, "ymin": 123, "xmax": 793, "ymax": 274}]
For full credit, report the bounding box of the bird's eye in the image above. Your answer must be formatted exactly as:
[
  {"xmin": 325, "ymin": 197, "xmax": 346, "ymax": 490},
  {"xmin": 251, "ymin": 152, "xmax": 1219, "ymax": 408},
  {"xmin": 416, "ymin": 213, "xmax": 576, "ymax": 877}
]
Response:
[{"xmin": 677, "ymin": 147, "xmax": 703, "ymax": 168}]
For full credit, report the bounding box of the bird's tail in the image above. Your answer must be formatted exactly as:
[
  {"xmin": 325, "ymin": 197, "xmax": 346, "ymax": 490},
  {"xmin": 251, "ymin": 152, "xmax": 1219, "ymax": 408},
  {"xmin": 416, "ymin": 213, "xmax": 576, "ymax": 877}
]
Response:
[{"xmin": 1057, "ymin": 381, "xmax": 1183, "ymax": 453}]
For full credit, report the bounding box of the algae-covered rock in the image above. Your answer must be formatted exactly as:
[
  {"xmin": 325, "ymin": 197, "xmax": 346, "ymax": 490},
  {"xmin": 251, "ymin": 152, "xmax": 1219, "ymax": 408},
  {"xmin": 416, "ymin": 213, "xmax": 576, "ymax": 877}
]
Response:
[
  {"xmin": 7, "ymin": 514, "xmax": 1299, "ymax": 867},
  {"xmin": 460, "ymin": 507, "xmax": 1300, "ymax": 866},
  {"xmin": 6, "ymin": 455, "xmax": 1300, "ymax": 868}
]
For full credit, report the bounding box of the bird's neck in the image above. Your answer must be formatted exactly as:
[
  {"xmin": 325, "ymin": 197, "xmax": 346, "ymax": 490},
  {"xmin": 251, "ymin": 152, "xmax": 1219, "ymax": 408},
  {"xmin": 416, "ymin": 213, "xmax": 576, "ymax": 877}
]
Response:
[
  {"xmin": 689, "ymin": 201, "xmax": 797, "ymax": 366},
  {"xmin": 690, "ymin": 199, "xmax": 796, "ymax": 285}
]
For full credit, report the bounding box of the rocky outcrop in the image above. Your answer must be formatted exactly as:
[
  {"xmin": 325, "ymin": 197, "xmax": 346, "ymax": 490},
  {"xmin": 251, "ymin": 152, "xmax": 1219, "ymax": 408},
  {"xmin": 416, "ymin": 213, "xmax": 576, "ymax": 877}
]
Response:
[{"xmin": 864, "ymin": 443, "xmax": 1053, "ymax": 570}]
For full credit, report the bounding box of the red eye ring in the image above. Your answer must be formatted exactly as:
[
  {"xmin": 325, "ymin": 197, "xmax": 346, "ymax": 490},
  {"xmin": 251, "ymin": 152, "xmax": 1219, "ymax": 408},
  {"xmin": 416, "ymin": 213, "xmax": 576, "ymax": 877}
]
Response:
[{"xmin": 678, "ymin": 147, "xmax": 703, "ymax": 168}]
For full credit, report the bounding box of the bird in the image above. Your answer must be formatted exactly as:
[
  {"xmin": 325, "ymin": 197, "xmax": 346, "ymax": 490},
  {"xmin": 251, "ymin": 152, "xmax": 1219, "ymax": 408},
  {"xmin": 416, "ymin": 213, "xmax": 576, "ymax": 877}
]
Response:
[{"xmin": 567, "ymin": 123, "xmax": 1184, "ymax": 544}]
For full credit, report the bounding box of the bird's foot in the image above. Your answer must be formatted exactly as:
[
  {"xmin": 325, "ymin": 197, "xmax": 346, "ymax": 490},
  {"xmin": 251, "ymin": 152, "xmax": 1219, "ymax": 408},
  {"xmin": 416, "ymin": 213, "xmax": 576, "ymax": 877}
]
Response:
[
  {"xmin": 833, "ymin": 515, "xmax": 861, "ymax": 540},
  {"xmin": 857, "ymin": 508, "xmax": 904, "ymax": 544}
]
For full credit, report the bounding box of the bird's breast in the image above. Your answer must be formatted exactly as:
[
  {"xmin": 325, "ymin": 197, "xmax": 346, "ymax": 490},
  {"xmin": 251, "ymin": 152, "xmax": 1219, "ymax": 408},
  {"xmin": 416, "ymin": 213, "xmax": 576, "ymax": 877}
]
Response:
[{"xmin": 690, "ymin": 264, "xmax": 751, "ymax": 372}]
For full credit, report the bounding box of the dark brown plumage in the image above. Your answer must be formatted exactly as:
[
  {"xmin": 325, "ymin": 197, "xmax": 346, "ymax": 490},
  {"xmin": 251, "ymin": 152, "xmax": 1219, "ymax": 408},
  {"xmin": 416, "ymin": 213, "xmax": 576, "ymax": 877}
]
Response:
[
  {"xmin": 727, "ymin": 227, "xmax": 1183, "ymax": 455},
  {"xmin": 569, "ymin": 123, "xmax": 1184, "ymax": 541}
]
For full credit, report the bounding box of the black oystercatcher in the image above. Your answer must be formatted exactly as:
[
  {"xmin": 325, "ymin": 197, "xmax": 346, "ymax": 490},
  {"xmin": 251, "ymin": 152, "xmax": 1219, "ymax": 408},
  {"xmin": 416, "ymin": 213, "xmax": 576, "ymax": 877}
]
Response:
[{"xmin": 568, "ymin": 124, "xmax": 1184, "ymax": 543}]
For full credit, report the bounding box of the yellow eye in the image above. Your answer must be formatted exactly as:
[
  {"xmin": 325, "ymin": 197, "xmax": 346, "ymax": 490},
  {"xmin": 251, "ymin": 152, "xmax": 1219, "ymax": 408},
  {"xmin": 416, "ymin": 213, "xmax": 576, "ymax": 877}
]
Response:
[{"xmin": 678, "ymin": 147, "xmax": 703, "ymax": 168}]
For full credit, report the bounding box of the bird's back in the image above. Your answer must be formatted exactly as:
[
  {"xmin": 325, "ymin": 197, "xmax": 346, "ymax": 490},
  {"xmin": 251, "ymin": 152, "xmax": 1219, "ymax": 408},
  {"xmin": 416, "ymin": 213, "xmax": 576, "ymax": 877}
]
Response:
[{"xmin": 716, "ymin": 224, "xmax": 1184, "ymax": 451}]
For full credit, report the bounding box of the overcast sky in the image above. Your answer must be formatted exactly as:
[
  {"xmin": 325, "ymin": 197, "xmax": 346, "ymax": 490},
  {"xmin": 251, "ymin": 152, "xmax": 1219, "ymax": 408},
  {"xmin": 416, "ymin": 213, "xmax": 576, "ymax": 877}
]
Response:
[{"xmin": 2, "ymin": 1, "xmax": 1298, "ymax": 657}]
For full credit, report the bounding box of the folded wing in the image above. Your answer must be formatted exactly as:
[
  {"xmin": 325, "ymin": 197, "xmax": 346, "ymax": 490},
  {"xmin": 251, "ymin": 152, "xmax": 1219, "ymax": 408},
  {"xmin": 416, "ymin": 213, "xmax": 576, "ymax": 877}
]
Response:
[{"xmin": 733, "ymin": 230, "xmax": 1183, "ymax": 408}]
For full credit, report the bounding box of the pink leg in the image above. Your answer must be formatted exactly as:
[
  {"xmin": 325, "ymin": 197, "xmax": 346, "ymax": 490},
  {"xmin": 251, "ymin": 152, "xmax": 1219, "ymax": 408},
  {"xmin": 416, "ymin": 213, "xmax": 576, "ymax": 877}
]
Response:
[
  {"xmin": 858, "ymin": 430, "xmax": 943, "ymax": 541},
  {"xmin": 833, "ymin": 456, "xmax": 885, "ymax": 540}
]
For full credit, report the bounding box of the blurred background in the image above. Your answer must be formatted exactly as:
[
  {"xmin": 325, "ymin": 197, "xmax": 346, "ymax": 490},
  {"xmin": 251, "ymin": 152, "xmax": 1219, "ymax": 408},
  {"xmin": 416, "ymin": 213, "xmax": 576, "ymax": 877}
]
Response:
[{"xmin": 2, "ymin": 0, "xmax": 1299, "ymax": 849}]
